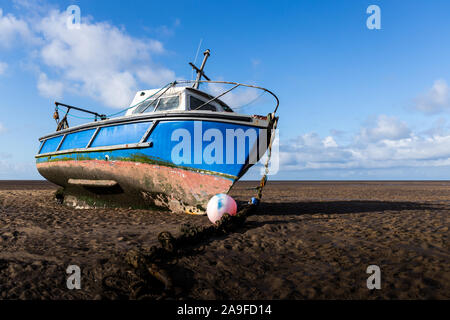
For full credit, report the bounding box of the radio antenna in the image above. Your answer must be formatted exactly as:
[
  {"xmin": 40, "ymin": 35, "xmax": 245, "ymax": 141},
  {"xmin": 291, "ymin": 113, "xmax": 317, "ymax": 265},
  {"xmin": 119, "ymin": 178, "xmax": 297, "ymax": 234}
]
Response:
[{"xmin": 192, "ymin": 38, "xmax": 203, "ymax": 80}]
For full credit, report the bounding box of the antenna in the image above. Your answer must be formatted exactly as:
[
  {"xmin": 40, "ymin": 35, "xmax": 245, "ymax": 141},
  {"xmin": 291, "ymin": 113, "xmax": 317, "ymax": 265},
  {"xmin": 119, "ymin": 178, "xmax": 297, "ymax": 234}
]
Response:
[
  {"xmin": 192, "ymin": 38, "xmax": 203, "ymax": 80},
  {"xmin": 189, "ymin": 49, "xmax": 211, "ymax": 89}
]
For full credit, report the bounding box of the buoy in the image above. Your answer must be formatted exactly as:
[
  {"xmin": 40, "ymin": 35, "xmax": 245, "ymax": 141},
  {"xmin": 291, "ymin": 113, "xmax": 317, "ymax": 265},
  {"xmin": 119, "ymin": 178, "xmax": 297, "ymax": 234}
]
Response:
[{"xmin": 206, "ymin": 193, "xmax": 237, "ymax": 224}]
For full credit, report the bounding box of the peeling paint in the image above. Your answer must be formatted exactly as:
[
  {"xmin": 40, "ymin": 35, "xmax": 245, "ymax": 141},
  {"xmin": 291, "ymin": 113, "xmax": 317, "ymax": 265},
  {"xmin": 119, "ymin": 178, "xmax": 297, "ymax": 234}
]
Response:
[{"xmin": 37, "ymin": 159, "xmax": 234, "ymax": 213}]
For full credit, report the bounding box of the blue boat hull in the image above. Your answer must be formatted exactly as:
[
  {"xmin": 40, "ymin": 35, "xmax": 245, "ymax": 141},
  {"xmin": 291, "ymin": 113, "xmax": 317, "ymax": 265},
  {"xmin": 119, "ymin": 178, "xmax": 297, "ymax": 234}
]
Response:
[{"xmin": 36, "ymin": 117, "xmax": 269, "ymax": 213}]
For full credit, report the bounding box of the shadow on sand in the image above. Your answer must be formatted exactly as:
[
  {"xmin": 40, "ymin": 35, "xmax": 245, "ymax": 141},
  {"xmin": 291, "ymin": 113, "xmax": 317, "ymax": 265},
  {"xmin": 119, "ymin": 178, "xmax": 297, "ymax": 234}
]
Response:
[
  {"xmin": 227, "ymin": 199, "xmax": 444, "ymax": 231},
  {"xmin": 148, "ymin": 199, "xmax": 444, "ymax": 299},
  {"xmin": 256, "ymin": 200, "xmax": 441, "ymax": 216}
]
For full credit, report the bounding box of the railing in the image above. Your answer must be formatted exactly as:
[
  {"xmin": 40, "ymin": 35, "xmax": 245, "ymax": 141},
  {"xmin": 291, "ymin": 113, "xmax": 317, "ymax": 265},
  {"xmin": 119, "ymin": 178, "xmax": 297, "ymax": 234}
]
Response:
[
  {"xmin": 174, "ymin": 80, "xmax": 280, "ymax": 114},
  {"xmin": 54, "ymin": 102, "xmax": 107, "ymax": 131},
  {"xmin": 50, "ymin": 80, "xmax": 279, "ymax": 131}
]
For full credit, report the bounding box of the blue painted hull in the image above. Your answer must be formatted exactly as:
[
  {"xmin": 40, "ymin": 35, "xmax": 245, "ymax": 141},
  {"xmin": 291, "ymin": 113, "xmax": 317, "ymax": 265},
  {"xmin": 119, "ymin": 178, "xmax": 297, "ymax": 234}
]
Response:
[{"xmin": 36, "ymin": 117, "xmax": 269, "ymax": 211}]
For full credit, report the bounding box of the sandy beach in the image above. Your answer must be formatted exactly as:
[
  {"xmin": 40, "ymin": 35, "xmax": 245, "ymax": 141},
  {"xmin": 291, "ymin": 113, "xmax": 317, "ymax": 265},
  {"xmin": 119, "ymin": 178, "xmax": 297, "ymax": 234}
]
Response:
[{"xmin": 0, "ymin": 180, "xmax": 448, "ymax": 299}]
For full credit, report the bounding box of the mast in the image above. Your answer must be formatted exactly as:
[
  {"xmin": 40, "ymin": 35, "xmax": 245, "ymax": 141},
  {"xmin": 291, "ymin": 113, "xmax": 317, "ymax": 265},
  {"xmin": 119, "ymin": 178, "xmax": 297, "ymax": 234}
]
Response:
[{"xmin": 190, "ymin": 49, "xmax": 211, "ymax": 89}]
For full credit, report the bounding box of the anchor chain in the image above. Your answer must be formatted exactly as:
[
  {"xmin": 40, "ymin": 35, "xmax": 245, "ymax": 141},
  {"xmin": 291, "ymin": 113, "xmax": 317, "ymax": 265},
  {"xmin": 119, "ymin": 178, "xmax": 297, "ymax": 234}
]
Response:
[
  {"xmin": 256, "ymin": 112, "xmax": 279, "ymax": 201},
  {"xmin": 100, "ymin": 204, "xmax": 256, "ymax": 299},
  {"xmin": 100, "ymin": 113, "xmax": 278, "ymax": 300}
]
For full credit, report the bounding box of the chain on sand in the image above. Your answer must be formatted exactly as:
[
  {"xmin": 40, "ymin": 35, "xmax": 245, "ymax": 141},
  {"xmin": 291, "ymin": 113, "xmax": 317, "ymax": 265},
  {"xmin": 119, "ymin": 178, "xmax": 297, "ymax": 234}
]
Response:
[
  {"xmin": 100, "ymin": 204, "xmax": 256, "ymax": 299},
  {"xmin": 100, "ymin": 114, "xmax": 278, "ymax": 300}
]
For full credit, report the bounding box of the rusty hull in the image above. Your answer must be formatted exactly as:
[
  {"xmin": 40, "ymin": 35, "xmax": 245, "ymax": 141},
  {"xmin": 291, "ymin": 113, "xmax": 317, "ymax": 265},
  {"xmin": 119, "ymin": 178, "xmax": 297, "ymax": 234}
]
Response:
[{"xmin": 37, "ymin": 159, "xmax": 234, "ymax": 214}]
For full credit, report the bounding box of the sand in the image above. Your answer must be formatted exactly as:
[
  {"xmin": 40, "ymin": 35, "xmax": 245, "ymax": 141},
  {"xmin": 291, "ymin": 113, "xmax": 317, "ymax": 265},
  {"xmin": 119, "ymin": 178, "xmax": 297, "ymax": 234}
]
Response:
[{"xmin": 0, "ymin": 180, "xmax": 448, "ymax": 299}]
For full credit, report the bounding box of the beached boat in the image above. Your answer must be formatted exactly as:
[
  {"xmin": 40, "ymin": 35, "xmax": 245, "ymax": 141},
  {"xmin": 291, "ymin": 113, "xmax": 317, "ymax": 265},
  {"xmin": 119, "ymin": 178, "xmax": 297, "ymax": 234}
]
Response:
[{"xmin": 35, "ymin": 50, "xmax": 279, "ymax": 213}]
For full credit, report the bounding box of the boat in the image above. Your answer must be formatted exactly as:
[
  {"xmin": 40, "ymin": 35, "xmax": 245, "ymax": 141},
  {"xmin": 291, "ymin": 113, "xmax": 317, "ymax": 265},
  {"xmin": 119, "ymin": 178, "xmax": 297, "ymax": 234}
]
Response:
[{"xmin": 35, "ymin": 50, "xmax": 279, "ymax": 214}]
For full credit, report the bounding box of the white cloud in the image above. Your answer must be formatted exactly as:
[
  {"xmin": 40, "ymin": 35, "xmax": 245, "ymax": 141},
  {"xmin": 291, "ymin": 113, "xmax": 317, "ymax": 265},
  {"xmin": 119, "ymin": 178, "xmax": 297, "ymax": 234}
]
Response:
[
  {"xmin": 34, "ymin": 9, "xmax": 174, "ymax": 108},
  {"xmin": 357, "ymin": 115, "xmax": 411, "ymax": 143},
  {"xmin": 0, "ymin": 8, "xmax": 176, "ymax": 108},
  {"xmin": 0, "ymin": 122, "xmax": 6, "ymax": 133},
  {"xmin": 37, "ymin": 72, "xmax": 63, "ymax": 99},
  {"xmin": 0, "ymin": 8, "xmax": 35, "ymax": 47},
  {"xmin": 415, "ymin": 79, "xmax": 450, "ymax": 114},
  {"xmin": 144, "ymin": 18, "xmax": 181, "ymax": 37},
  {"xmin": 279, "ymin": 114, "xmax": 450, "ymax": 172},
  {"xmin": 0, "ymin": 61, "xmax": 7, "ymax": 74},
  {"xmin": 12, "ymin": 0, "xmax": 48, "ymax": 11},
  {"xmin": 137, "ymin": 66, "xmax": 175, "ymax": 87},
  {"xmin": 323, "ymin": 136, "xmax": 338, "ymax": 148}
]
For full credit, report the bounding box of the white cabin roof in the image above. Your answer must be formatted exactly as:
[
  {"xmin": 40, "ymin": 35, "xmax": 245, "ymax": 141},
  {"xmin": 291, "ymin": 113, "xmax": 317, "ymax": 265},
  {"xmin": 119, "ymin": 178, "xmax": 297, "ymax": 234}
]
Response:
[
  {"xmin": 126, "ymin": 86, "xmax": 187, "ymax": 116},
  {"xmin": 125, "ymin": 85, "xmax": 233, "ymax": 116}
]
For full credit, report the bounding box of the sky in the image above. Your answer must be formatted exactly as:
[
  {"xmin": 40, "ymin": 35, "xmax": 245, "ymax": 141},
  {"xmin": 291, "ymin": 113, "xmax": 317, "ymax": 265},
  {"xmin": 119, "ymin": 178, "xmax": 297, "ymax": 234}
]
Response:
[{"xmin": 1, "ymin": 0, "xmax": 450, "ymax": 180}]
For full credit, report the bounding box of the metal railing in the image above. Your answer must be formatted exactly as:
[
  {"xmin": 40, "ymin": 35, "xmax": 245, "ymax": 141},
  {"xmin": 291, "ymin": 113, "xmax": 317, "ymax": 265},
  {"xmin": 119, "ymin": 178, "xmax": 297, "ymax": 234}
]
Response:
[
  {"xmin": 54, "ymin": 102, "xmax": 107, "ymax": 131},
  {"xmin": 174, "ymin": 80, "xmax": 280, "ymax": 114}
]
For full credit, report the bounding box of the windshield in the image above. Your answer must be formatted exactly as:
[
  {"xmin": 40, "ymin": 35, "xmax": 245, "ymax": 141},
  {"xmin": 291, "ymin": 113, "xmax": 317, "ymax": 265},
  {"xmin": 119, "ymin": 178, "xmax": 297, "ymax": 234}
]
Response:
[
  {"xmin": 189, "ymin": 96, "xmax": 217, "ymax": 111},
  {"xmin": 186, "ymin": 88, "xmax": 234, "ymax": 112},
  {"xmin": 133, "ymin": 95, "xmax": 180, "ymax": 114},
  {"xmin": 133, "ymin": 99, "xmax": 156, "ymax": 114},
  {"xmin": 155, "ymin": 96, "xmax": 180, "ymax": 111}
]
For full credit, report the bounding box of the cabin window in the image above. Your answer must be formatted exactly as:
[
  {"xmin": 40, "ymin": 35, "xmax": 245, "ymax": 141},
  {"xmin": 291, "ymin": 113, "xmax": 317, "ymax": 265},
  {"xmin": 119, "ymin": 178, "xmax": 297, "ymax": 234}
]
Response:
[
  {"xmin": 133, "ymin": 99, "xmax": 157, "ymax": 114},
  {"xmin": 133, "ymin": 95, "xmax": 180, "ymax": 114},
  {"xmin": 154, "ymin": 96, "xmax": 180, "ymax": 111},
  {"xmin": 189, "ymin": 96, "xmax": 217, "ymax": 111}
]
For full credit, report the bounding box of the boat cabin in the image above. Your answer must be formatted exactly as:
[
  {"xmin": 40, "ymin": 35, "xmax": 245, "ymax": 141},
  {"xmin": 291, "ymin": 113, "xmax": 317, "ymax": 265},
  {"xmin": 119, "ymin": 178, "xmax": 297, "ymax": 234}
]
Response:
[{"xmin": 125, "ymin": 86, "xmax": 234, "ymax": 116}]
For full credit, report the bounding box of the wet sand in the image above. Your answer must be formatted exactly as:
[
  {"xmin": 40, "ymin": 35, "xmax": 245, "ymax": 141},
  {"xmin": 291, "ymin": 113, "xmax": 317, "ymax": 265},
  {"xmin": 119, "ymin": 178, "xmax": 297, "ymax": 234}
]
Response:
[{"xmin": 0, "ymin": 180, "xmax": 448, "ymax": 299}]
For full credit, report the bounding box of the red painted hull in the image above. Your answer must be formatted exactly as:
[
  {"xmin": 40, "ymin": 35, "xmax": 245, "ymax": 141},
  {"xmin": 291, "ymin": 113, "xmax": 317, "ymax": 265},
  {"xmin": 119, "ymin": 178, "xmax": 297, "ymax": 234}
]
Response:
[{"xmin": 37, "ymin": 160, "xmax": 234, "ymax": 213}]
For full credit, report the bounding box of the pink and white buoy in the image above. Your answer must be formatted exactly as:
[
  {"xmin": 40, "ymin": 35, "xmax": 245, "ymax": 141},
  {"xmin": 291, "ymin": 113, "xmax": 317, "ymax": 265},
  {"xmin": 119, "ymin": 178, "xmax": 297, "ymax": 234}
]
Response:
[{"xmin": 206, "ymin": 193, "xmax": 237, "ymax": 224}]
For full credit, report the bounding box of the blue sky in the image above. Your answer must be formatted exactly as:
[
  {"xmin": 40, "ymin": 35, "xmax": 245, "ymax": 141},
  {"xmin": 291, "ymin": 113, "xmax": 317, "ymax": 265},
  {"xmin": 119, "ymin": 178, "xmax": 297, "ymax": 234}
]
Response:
[{"xmin": 1, "ymin": 0, "xmax": 450, "ymax": 180}]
